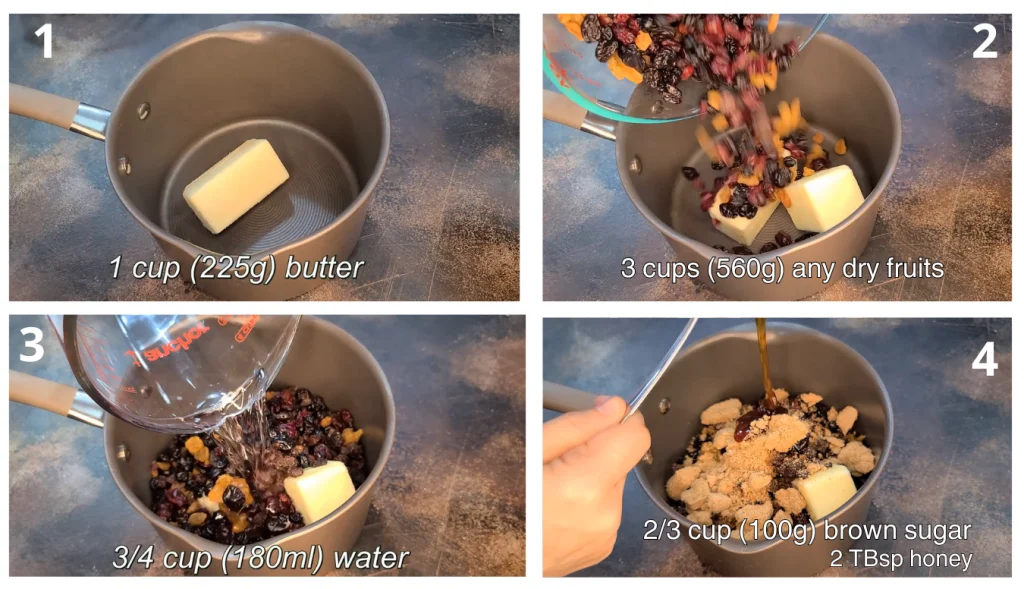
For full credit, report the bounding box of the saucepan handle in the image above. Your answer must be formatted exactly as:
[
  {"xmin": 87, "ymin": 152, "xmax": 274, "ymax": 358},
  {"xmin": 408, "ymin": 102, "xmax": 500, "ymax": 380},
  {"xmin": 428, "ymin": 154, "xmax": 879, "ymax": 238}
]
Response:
[
  {"xmin": 542, "ymin": 89, "xmax": 617, "ymax": 141},
  {"xmin": 543, "ymin": 381, "xmax": 599, "ymax": 414},
  {"xmin": 9, "ymin": 83, "xmax": 110, "ymax": 141},
  {"xmin": 9, "ymin": 371, "xmax": 105, "ymax": 428}
]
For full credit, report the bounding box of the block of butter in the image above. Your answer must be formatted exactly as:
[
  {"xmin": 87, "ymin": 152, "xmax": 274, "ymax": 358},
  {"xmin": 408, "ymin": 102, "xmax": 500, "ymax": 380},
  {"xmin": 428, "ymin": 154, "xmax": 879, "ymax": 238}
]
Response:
[
  {"xmin": 784, "ymin": 165, "xmax": 864, "ymax": 234},
  {"xmin": 708, "ymin": 197, "xmax": 780, "ymax": 247},
  {"xmin": 283, "ymin": 461, "xmax": 356, "ymax": 525},
  {"xmin": 183, "ymin": 139, "xmax": 290, "ymax": 234},
  {"xmin": 793, "ymin": 464, "xmax": 857, "ymax": 521}
]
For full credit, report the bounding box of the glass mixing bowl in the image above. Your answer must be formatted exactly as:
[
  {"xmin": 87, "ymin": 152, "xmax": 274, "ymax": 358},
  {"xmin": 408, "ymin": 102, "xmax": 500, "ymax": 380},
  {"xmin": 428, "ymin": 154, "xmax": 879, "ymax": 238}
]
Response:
[{"xmin": 543, "ymin": 14, "xmax": 829, "ymax": 124}]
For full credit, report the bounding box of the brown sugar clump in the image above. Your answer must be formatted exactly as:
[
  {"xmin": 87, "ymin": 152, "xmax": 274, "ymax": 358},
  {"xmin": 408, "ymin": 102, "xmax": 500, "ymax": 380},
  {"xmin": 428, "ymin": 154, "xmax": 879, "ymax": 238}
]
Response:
[
  {"xmin": 708, "ymin": 493, "xmax": 731, "ymax": 513},
  {"xmin": 701, "ymin": 398, "xmax": 742, "ymax": 425},
  {"xmin": 836, "ymin": 406, "xmax": 858, "ymax": 434},
  {"xmin": 799, "ymin": 393, "xmax": 823, "ymax": 406},
  {"xmin": 680, "ymin": 478, "xmax": 711, "ymax": 510},
  {"xmin": 837, "ymin": 440, "xmax": 875, "ymax": 475},
  {"xmin": 761, "ymin": 414, "xmax": 810, "ymax": 452},
  {"xmin": 666, "ymin": 465, "xmax": 701, "ymax": 500},
  {"xmin": 774, "ymin": 487, "xmax": 807, "ymax": 514}
]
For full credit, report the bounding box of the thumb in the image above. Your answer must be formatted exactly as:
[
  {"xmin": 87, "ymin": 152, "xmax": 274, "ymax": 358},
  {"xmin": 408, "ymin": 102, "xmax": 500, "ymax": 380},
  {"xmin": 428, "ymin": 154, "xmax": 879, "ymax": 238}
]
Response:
[{"xmin": 543, "ymin": 396, "xmax": 627, "ymax": 463}]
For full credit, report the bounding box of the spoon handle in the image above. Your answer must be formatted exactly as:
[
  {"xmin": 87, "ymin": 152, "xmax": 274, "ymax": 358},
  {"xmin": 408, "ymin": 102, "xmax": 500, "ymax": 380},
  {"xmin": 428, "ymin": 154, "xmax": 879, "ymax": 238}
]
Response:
[{"xmin": 623, "ymin": 317, "xmax": 698, "ymax": 422}]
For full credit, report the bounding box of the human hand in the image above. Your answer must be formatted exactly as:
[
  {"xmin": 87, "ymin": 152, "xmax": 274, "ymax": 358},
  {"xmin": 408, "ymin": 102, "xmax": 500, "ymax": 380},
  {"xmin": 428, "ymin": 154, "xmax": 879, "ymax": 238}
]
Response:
[{"xmin": 543, "ymin": 395, "xmax": 652, "ymax": 577}]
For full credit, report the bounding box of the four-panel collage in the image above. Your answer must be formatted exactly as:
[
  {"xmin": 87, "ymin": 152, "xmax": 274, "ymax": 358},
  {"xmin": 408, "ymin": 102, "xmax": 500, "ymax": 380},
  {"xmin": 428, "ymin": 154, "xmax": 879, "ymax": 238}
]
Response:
[{"xmin": 3, "ymin": 10, "xmax": 1014, "ymax": 581}]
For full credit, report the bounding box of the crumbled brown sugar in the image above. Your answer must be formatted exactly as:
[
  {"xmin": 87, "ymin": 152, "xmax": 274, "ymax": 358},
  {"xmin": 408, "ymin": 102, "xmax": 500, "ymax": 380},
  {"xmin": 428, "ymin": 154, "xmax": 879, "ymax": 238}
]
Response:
[
  {"xmin": 701, "ymin": 398, "xmax": 742, "ymax": 425},
  {"xmin": 667, "ymin": 389, "xmax": 877, "ymax": 530},
  {"xmin": 836, "ymin": 406, "xmax": 858, "ymax": 434}
]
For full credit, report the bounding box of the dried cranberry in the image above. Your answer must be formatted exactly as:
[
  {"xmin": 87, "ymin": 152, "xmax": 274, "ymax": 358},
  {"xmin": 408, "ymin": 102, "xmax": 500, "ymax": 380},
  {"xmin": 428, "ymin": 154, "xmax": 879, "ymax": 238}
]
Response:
[
  {"xmin": 775, "ymin": 232, "xmax": 794, "ymax": 247},
  {"xmin": 760, "ymin": 242, "xmax": 779, "ymax": 253},
  {"xmin": 223, "ymin": 484, "xmax": 246, "ymax": 512}
]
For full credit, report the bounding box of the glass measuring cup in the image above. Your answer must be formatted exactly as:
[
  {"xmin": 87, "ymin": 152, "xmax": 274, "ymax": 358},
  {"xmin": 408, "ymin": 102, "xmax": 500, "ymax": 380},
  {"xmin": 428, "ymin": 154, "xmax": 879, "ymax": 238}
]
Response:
[
  {"xmin": 543, "ymin": 14, "xmax": 829, "ymax": 124},
  {"xmin": 48, "ymin": 315, "xmax": 301, "ymax": 433}
]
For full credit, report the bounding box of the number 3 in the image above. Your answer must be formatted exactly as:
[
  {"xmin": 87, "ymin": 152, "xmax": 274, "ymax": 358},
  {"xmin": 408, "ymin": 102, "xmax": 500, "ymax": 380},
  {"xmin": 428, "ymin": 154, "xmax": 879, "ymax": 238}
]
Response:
[
  {"xmin": 972, "ymin": 341, "xmax": 998, "ymax": 376},
  {"xmin": 974, "ymin": 23, "xmax": 997, "ymax": 58},
  {"xmin": 20, "ymin": 327, "xmax": 45, "ymax": 362}
]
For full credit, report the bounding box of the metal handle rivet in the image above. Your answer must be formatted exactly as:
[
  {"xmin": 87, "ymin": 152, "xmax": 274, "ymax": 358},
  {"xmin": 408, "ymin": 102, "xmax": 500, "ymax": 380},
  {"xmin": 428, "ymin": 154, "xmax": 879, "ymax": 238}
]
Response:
[
  {"xmin": 116, "ymin": 444, "xmax": 131, "ymax": 462},
  {"xmin": 659, "ymin": 398, "xmax": 671, "ymax": 414},
  {"xmin": 137, "ymin": 102, "xmax": 150, "ymax": 120},
  {"xmin": 118, "ymin": 156, "xmax": 131, "ymax": 176},
  {"xmin": 629, "ymin": 156, "xmax": 642, "ymax": 174}
]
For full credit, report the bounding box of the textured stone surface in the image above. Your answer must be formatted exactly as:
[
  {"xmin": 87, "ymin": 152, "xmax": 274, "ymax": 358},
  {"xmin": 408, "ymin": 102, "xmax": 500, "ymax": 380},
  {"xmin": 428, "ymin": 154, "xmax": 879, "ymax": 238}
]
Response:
[
  {"xmin": 9, "ymin": 15, "xmax": 519, "ymax": 301},
  {"xmin": 9, "ymin": 315, "xmax": 525, "ymax": 576},
  {"xmin": 543, "ymin": 318, "xmax": 1011, "ymax": 576},
  {"xmin": 543, "ymin": 15, "xmax": 1012, "ymax": 301}
]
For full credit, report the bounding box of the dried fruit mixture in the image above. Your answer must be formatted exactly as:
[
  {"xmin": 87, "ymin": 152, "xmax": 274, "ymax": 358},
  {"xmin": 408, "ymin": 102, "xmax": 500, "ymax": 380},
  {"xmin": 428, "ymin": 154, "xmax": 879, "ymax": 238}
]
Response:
[
  {"xmin": 559, "ymin": 14, "xmax": 851, "ymax": 253},
  {"xmin": 149, "ymin": 387, "xmax": 367, "ymax": 544},
  {"xmin": 666, "ymin": 389, "xmax": 876, "ymax": 531}
]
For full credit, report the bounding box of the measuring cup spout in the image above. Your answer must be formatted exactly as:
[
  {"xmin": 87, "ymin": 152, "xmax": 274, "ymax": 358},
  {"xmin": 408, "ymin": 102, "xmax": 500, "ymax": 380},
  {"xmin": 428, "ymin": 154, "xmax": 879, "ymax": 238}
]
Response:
[{"xmin": 9, "ymin": 371, "xmax": 105, "ymax": 428}]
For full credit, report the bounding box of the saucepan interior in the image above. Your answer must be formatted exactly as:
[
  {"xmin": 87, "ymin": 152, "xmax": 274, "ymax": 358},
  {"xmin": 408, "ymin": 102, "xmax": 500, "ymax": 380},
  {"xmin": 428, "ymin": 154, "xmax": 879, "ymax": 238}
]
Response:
[
  {"xmin": 634, "ymin": 324, "xmax": 893, "ymax": 573},
  {"xmin": 106, "ymin": 22, "xmax": 390, "ymax": 259},
  {"xmin": 617, "ymin": 26, "xmax": 900, "ymax": 253},
  {"xmin": 104, "ymin": 318, "xmax": 395, "ymax": 562}
]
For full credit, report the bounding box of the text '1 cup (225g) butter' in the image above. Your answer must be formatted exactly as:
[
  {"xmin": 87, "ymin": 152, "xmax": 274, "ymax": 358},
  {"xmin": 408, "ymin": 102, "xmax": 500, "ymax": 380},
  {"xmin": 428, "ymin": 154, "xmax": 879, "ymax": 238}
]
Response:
[{"xmin": 183, "ymin": 138, "xmax": 290, "ymax": 234}]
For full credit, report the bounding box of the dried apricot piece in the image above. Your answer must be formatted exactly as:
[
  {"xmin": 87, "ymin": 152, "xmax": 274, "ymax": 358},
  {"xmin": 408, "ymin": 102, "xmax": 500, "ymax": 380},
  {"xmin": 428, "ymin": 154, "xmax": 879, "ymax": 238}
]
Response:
[
  {"xmin": 765, "ymin": 61, "xmax": 779, "ymax": 91},
  {"xmin": 716, "ymin": 186, "xmax": 731, "ymax": 204},
  {"xmin": 768, "ymin": 14, "xmax": 780, "ymax": 34},
  {"xmin": 712, "ymin": 114, "xmax": 729, "ymax": 132},
  {"xmin": 635, "ymin": 31, "xmax": 652, "ymax": 51},
  {"xmin": 696, "ymin": 127, "xmax": 719, "ymax": 161},
  {"xmin": 777, "ymin": 188, "xmax": 792, "ymax": 208},
  {"xmin": 777, "ymin": 101, "xmax": 792, "ymax": 134},
  {"xmin": 566, "ymin": 21, "xmax": 583, "ymax": 41},
  {"xmin": 835, "ymin": 139, "xmax": 848, "ymax": 155},
  {"xmin": 791, "ymin": 99, "xmax": 801, "ymax": 126},
  {"xmin": 342, "ymin": 428, "xmax": 365, "ymax": 445},
  {"xmin": 812, "ymin": 133, "xmax": 824, "ymax": 144},
  {"xmin": 803, "ymin": 167, "xmax": 815, "ymax": 177},
  {"xmin": 707, "ymin": 90, "xmax": 722, "ymax": 111},
  {"xmin": 738, "ymin": 174, "xmax": 760, "ymax": 186},
  {"xmin": 621, "ymin": 65, "xmax": 643, "ymax": 84}
]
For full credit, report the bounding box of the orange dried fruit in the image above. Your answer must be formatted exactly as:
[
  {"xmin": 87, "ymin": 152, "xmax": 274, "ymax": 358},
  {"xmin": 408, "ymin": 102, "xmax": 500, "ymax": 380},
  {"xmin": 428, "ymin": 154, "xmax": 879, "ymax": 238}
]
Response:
[
  {"xmin": 696, "ymin": 127, "xmax": 719, "ymax": 160},
  {"xmin": 342, "ymin": 428, "xmax": 365, "ymax": 445},
  {"xmin": 835, "ymin": 139, "xmax": 848, "ymax": 155},
  {"xmin": 777, "ymin": 188, "xmax": 792, "ymax": 208},
  {"xmin": 738, "ymin": 174, "xmax": 760, "ymax": 186},
  {"xmin": 707, "ymin": 90, "xmax": 722, "ymax": 111},
  {"xmin": 712, "ymin": 114, "xmax": 729, "ymax": 132},
  {"xmin": 188, "ymin": 512, "xmax": 208, "ymax": 526},
  {"xmin": 768, "ymin": 14, "xmax": 780, "ymax": 34},
  {"xmin": 716, "ymin": 186, "xmax": 731, "ymax": 204},
  {"xmin": 320, "ymin": 416, "xmax": 333, "ymax": 427},
  {"xmin": 751, "ymin": 72, "xmax": 765, "ymax": 90},
  {"xmin": 226, "ymin": 511, "xmax": 249, "ymax": 534},
  {"xmin": 635, "ymin": 31, "xmax": 652, "ymax": 51},
  {"xmin": 184, "ymin": 436, "xmax": 205, "ymax": 455},
  {"xmin": 791, "ymin": 98, "xmax": 801, "ymax": 126},
  {"xmin": 207, "ymin": 474, "xmax": 235, "ymax": 504},
  {"xmin": 621, "ymin": 65, "xmax": 643, "ymax": 84},
  {"xmin": 803, "ymin": 167, "xmax": 815, "ymax": 177},
  {"xmin": 812, "ymin": 133, "xmax": 824, "ymax": 144},
  {"xmin": 765, "ymin": 61, "xmax": 779, "ymax": 91}
]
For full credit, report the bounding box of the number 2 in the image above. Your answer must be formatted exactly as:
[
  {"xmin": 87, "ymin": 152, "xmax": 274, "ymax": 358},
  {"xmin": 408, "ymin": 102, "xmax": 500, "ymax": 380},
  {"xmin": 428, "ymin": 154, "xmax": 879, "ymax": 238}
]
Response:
[
  {"xmin": 972, "ymin": 341, "xmax": 998, "ymax": 376},
  {"xmin": 20, "ymin": 327, "xmax": 44, "ymax": 362},
  {"xmin": 35, "ymin": 23, "xmax": 52, "ymax": 59},
  {"xmin": 973, "ymin": 23, "xmax": 997, "ymax": 58}
]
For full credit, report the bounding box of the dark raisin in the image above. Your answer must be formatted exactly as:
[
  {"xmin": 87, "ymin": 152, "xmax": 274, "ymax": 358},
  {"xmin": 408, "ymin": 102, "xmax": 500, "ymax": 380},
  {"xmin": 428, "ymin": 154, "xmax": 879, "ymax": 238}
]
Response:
[
  {"xmin": 775, "ymin": 232, "xmax": 794, "ymax": 247},
  {"xmin": 595, "ymin": 40, "xmax": 619, "ymax": 63},
  {"xmin": 681, "ymin": 166, "xmax": 700, "ymax": 180},
  {"xmin": 619, "ymin": 44, "xmax": 646, "ymax": 72},
  {"xmin": 223, "ymin": 484, "xmax": 246, "ymax": 512},
  {"xmin": 267, "ymin": 515, "xmax": 291, "ymax": 534},
  {"xmin": 719, "ymin": 203, "xmax": 739, "ymax": 218},
  {"xmin": 771, "ymin": 166, "xmax": 792, "ymax": 188},
  {"xmin": 732, "ymin": 246, "xmax": 754, "ymax": 255},
  {"xmin": 783, "ymin": 156, "xmax": 797, "ymax": 168},
  {"xmin": 661, "ymin": 85, "xmax": 683, "ymax": 104},
  {"xmin": 795, "ymin": 232, "xmax": 816, "ymax": 243},
  {"xmin": 739, "ymin": 202, "xmax": 757, "ymax": 219},
  {"xmin": 811, "ymin": 158, "xmax": 828, "ymax": 172},
  {"xmin": 712, "ymin": 245, "xmax": 729, "ymax": 252},
  {"xmin": 581, "ymin": 14, "xmax": 602, "ymax": 42},
  {"xmin": 760, "ymin": 242, "xmax": 778, "ymax": 253},
  {"xmin": 711, "ymin": 160, "xmax": 726, "ymax": 170},
  {"xmin": 289, "ymin": 512, "xmax": 304, "ymax": 524},
  {"xmin": 732, "ymin": 183, "xmax": 749, "ymax": 200}
]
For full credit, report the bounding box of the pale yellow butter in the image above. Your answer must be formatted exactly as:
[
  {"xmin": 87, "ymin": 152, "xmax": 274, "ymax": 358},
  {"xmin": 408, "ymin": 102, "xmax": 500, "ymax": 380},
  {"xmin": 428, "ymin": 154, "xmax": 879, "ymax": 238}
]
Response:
[
  {"xmin": 793, "ymin": 464, "xmax": 857, "ymax": 521},
  {"xmin": 784, "ymin": 165, "xmax": 864, "ymax": 234},
  {"xmin": 183, "ymin": 139, "xmax": 289, "ymax": 234},
  {"xmin": 708, "ymin": 197, "xmax": 780, "ymax": 247},
  {"xmin": 284, "ymin": 461, "xmax": 356, "ymax": 525}
]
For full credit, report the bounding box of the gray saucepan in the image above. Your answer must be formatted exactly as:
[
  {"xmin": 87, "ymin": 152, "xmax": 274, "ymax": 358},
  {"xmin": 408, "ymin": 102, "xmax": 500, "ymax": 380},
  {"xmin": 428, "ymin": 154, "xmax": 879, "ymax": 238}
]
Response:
[
  {"xmin": 10, "ymin": 21, "xmax": 390, "ymax": 301},
  {"xmin": 543, "ymin": 24, "xmax": 901, "ymax": 300},
  {"xmin": 543, "ymin": 322, "xmax": 894, "ymax": 576},
  {"xmin": 9, "ymin": 317, "xmax": 396, "ymax": 575}
]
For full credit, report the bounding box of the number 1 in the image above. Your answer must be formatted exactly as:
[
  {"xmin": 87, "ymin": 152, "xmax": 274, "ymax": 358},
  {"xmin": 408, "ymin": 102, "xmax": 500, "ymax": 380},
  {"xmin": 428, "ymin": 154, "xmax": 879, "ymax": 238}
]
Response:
[{"xmin": 35, "ymin": 23, "xmax": 52, "ymax": 59}]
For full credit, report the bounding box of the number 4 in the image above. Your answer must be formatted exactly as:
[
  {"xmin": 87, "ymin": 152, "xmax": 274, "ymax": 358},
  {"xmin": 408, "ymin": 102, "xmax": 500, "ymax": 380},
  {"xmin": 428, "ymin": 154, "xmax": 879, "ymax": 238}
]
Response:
[
  {"xmin": 972, "ymin": 341, "xmax": 998, "ymax": 376},
  {"xmin": 35, "ymin": 23, "xmax": 52, "ymax": 59}
]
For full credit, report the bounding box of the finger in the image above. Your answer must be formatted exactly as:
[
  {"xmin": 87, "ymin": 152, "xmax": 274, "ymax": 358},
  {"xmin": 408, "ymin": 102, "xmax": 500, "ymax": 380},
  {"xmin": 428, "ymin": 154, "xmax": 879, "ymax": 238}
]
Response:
[
  {"xmin": 593, "ymin": 395, "xmax": 612, "ymax": 408},
  {"xmin": 557, "ymin": 411, "xmax": 651, "ymax": 488},
  {"xmin": 543, "ymin": 396, "xmax": 628, "ymax": 463}
]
